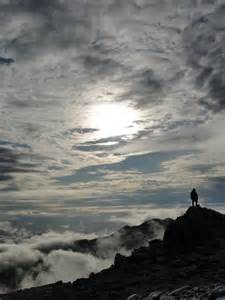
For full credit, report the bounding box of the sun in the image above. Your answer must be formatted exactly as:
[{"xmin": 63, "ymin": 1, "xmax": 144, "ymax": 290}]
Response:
[{"xmin": 89, "ymin": 103, "xmax": 139, "ymax": 139}]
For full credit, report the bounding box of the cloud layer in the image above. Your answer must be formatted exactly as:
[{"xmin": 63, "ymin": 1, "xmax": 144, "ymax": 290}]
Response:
[{"xmin": 0, "ymin": 217, "xmax": 168, "ymax": 292}]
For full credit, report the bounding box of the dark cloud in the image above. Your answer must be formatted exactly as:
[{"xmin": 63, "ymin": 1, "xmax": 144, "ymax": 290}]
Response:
[
  {"xmin": 14, "ymin": 0, "xmax": 64, "ymax": 12},
  {"xmin": 195, "ymin": 67, "xmax": 213, "ymax": 88},
  {"xmin": 199, "ymin": 73, "xmax": 225, "ymax": 111},
  {"xmin": 0, "ymin": 56, "xmax": 14, "ymax": 65},
  {"xmin": 183, "ymin": 5, "xmax": 225, "ymax": 112},
  {"xmin": 65, "ymin": 128, "xmax": 98, "ymax": 136},
  {"xmin": 187, "ymin": 164, "xmax": 216, "ymax": 174},
  {"xmin": 140, "ymin": 69, "xmax": 162, "ymax": 90},
  {"xmin": 81, "ymin": 54, "xmax": 122, "ymax": 77},
  {"xmin": 90, "ymin": 35, "xmax": 120, "ymax": 55},
  {"xmin": 2, "ymin": 0, "xmax": 91, "ymax": 60},
  {"xmin": 0, "ymin": 174, "xmax": 12, "ymax": 181},
  {"xmin": 0, "ymin": 140, "xmax": 31, "ymax": 150},
  {"xmin": 208, "ymin": 176, "xmax": 225, "ymax": 186},
  {"xmin": 75, "ymin": 144, "xmax": 118, "ymax": 152},
  {"xmin": 118, "ymin": 68, "xmax": 164, "ymax": 108},
  {"xmin": 73, "ymin": 136, "xmax": 127, "ymax": 152},
  {"xmin": 0, "ymin": 0, "xmax": 64, "ymax": 12},
  {"xmin": 201, "ymin": 176, "xmax": 225, "ymax": 204},
  {"xmin": 7, "ymin": 96, "xmax": 60, "ymax": 109},
  {"xmin": 0, "ymin": 147, "xmax": 19, "ymax": 180},
  {"xmin": 0, "ymin": 142, "xmax": 40, "ymax": 188}
]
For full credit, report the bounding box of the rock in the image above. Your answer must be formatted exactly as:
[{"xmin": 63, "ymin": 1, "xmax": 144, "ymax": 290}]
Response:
[
  {"xmin": 114, "ymin": 253, "xmax": 126, "ymax": 265},
  {"xmin": 127, "ymin": 294, "xmax": 141, "ymax": 300},
  {"xmin": 168, "ymin": 285, "xmax": 190, "ymax": 296},
  {"xmin": 145, "ymin": 291, "xmax": 164, "ymax": 299},
  {"xmin": 164, "ymin": 206, "xmax": 225, "ymax": 248},
  {"xmin": 159, "ymin": 296, "xmax": 175, "ymax": 300},
  {"xmin": 210, "ymin": 286, "xmax": 225, "ymax": 298}
]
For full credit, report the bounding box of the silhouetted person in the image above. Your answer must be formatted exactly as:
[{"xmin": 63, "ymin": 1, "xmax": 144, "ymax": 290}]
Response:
[{"xmin": 191, "ymin": 188, "xmax": 198, "ymax": 207}]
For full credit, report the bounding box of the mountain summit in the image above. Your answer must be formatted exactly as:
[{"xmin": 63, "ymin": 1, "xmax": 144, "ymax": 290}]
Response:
[{"xmin": 164, "ymin": 206, "xmax": 225, "ymax": 248}]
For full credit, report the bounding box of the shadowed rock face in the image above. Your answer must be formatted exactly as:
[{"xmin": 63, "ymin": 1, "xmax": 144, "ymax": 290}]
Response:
[
  {"xmin": 3, "ymin": 206, "xmax": 225, "ymax": 300},
  {"xmin": 163, "ymin": 206, "xmax": 225, "ymax": 248}
]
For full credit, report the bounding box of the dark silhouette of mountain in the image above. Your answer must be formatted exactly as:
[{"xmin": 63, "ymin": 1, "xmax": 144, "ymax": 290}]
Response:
[
  {"xmin": 164, "ymin": 206, "xmax": 225, "ymax": 248},
  {"xmin": 3, "ymin": 206, "xmax": 225, "ymax": 299}
]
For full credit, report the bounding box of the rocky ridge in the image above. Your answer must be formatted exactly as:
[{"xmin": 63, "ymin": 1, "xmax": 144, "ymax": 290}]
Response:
[{"xmin": 2, "ymin": 206, "xmax": 225, "ymax": 299}]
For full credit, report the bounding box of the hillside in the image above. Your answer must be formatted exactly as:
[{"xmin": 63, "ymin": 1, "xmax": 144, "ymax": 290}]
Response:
[{"xmin": 3, "ymin": 206, "xmax": 225, "ymax": 299}]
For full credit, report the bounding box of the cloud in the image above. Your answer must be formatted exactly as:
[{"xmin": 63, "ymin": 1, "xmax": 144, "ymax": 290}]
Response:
[
  {"xmin": 73, "ymin": 136, "xmax": 128, "ymax": 152},
  {"xmin": 108, "ymin": 206, "xmax": 185, "ymax": 226},
  {"xmin": 21, "ymin": 250, "xmax": 111, "ymax": 288},
  {"xmin": 183, "ymin": 4, "xmax": 225, "ymax": 112},
  {"xmin": 0, "ymin": 141, "xmax": 40, "ymax": 179},
  {"xmin": 0, "ymin": 0, "xmax": 220, "ymax": 199},
  {"xmin": 55, "ymin": 150, "xmax": 190, "ymax": 185},
  {"xmin": 31, "ymin": 231, "xmax": 98, "ymax": 255},
  {"xmin": 0, "ymin": 217, "xmax": 167, "ymax": 291},
  {"xmin": 187, "ymin": 163, "xmax": 217, "ymax": 174},
  {"xmin": 65, "ymin": 128, "xmax": 99, "ymax": 136},
  {"xmin": 117, "ymin": 68, "xmax": 164, "ymax": 109},
  {"xmin": 0, "ymin": 56, "xmax": 14, "ymax": 65},
  {"xmin": 0, "ymin": 243, "xmax": 111, "ymax": 292},
  {"xmin": 0, "ymin": 146, "xmax": 36, "ymax": 181},
  {"xmin": 81, "ymin": 54, "xmax": 122, "ymax": 77},
  {"xmin": 1, "ymin": 0, "xmax": 102, "ymax": 62},
  {"xmin": 0, "ymin": 227, "xmax": 109, "ymax": 291},
  {"xmin": 0, "ymin": 221, "xmax": 30, "ymax": 243},
  {"xmin": 0, "ymin": 140, "xmax": 45, "ymax": 193}
]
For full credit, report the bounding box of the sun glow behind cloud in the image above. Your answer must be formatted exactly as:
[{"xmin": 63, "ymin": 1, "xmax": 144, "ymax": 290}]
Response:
[{"xmin": 89, "ymin": 103, "xmax": 140, "ymax": 139}]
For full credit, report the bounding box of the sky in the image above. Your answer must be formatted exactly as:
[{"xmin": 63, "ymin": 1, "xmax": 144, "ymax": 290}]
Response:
[
  {"xmin": 0, "ymin": 0, "xmax": 225, "ymax": 228},
  {"xmin": 0, "ymin": 0, "xmax": 225, "ymax": 291}
]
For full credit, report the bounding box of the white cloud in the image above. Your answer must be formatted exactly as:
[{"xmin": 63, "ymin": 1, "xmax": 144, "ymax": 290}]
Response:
[
  {"xmin": 21, "ymin": 250, "xmax": 112, "ymax": 288},
  {"xmin": 0, "ymin": 216, "xmax": 168, "ymax": 291}
]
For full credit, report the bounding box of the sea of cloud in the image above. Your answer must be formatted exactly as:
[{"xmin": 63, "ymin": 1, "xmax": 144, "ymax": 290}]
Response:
[
  {"xmin": 0, "ymin": 224, "xmax": 111, "ymax": 292},
  {"xmin": 0, "ymin": 215, "xmax": 167, "ymax": 292}
]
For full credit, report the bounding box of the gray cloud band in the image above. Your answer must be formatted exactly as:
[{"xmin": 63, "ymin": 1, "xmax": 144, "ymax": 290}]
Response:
[{"xmin": 183, "ymin": 4, "xmax": 225, "ymax": 112}]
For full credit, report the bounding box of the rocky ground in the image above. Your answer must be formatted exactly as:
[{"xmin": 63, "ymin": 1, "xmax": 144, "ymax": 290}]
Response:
[
  {"xmin": 127, "ymin": 284, "xmax": 225, "ymax": 299},
  {"xmin": 2, "ymin": 206, "xmax": 225, "ymax": 299}
]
